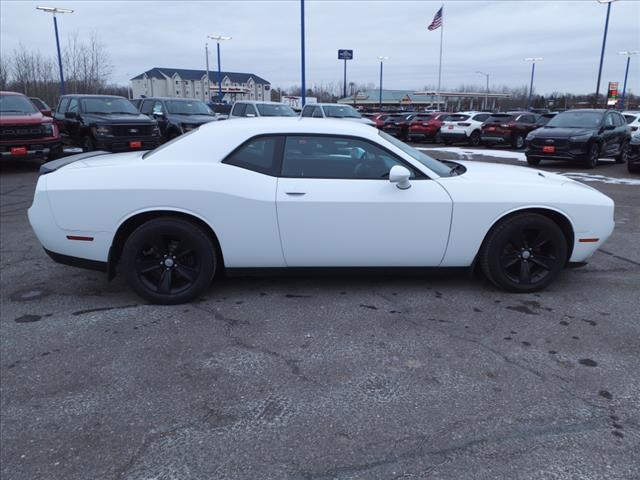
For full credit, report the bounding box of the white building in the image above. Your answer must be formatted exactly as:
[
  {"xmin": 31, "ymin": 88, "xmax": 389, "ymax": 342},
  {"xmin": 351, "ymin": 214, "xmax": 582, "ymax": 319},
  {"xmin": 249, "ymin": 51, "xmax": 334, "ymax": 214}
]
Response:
[{"xmin": 130, "ymin": 67, "xmax": 271, "ymax": 103}]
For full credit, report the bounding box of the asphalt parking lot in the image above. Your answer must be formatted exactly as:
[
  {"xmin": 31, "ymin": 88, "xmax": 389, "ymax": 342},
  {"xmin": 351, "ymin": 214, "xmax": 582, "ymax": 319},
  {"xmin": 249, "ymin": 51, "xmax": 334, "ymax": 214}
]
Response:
[{"xmin": 1, "ymin": 148, "xmax": 639, "ymax": 480}]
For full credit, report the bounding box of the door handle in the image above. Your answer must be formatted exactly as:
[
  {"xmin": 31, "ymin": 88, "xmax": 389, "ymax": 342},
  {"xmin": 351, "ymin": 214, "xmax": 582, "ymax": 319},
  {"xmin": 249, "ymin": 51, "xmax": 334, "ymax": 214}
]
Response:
[{"xmin": 285, "ymin": 192, "xmax": 306, "ymax": 196}]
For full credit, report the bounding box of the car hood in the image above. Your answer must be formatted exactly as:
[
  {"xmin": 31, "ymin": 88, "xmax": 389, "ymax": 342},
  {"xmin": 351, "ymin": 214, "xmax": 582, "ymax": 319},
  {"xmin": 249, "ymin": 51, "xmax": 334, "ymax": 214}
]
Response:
[
  {"xmin": 0, "ymin": 112, "xmax": 50, "ymax": 125},
  {"xmin": 530, "ymin": 127, "xmax": 595, "ymax": 138},
  {"xmin": 446, "ymin": 160, "xmax": 570, "ymax": 186},
  {"xmin": 83, "ymin": 113, "xmax": 155, "ymax": 124},
  {"xmin": 170, "ymin": 114, "xmax": 217, "ymax": 124}
]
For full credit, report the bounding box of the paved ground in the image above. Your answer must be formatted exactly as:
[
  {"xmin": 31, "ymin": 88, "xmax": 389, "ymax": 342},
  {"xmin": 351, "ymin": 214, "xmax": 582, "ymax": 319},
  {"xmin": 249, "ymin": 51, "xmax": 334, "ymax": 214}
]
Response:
[{"xmin": 1, "ymin": 148, "xmax": 639, "ymax": 480}]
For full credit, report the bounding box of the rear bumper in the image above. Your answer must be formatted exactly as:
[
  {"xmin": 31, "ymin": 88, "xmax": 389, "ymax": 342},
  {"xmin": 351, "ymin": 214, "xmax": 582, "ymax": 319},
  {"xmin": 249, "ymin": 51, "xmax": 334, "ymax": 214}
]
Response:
[
  {"xmin": 408, "ymin": 129, "xmax": 439, "ymax": 139},
  {"xmin": 441, "ymin": 132, "xmax": 469, "ymax": 141},
  {"xmin": 0, "ymin": 138, "xmax": 62, "ymax": 160},
  {"xmin": 44, "ymin": 248, "xmax": 107, "ymax": 272},
  {"xmin": 480, "ymin": 134, "xmax": 510, "ymax": 144}
]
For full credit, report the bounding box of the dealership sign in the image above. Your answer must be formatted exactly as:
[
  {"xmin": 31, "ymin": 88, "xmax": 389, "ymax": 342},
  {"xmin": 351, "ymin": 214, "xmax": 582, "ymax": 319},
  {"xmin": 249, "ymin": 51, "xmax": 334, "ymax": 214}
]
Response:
[
  {"xmin": 338, "ymin": 49, "xmax": 353, "ymax": 60},
  {"xmin": 607, "ymin": 82, "xmax": 619, "ymax": 106}
]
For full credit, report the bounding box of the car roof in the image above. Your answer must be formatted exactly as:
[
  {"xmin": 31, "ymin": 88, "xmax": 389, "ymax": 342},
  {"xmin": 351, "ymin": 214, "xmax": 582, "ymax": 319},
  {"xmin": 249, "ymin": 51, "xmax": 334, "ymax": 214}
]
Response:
[
  {"xmin": 0, "ymin": 91, "xmax": 26, "ymax": 96},
  {"xmin": 314, "ymin": 103, "xmax": 355, "ymax": 107},
  {"xmin": 135, "ymin": 97, "xmax": 206, "ymax": 102},
  {"xmin": 234, "ymin": 100, "xmax": 286, "ymax": 105},
  {"xmin": 61, "ymin": 94, "xmax": 127, "ymax": 99}
]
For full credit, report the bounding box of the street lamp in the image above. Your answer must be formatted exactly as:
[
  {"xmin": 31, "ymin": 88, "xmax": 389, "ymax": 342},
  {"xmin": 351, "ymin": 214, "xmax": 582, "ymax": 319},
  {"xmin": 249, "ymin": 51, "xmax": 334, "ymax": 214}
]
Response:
[
  {"xmin": 207, "ymin": 34, "xmax": 231, "ymax": 102},
  {"xmin": 595, "ymin": 0, "xmax": 618, "ymax": 107},
  {"xmin": 377, "ymin": 56, "xmax": 388, "ymax": 111},
  {"xmin": 524, "ymin": 57, "xmax": 543, "ymax": 110},
  {"xmin": 36, "ymin": 5, "xmax": 73, "ymax": 96},
  {"xmin": 618, "ymin": 51, "xmax": 639, "ymax": 111},
  {"xmin": 476, "ymin": 71, "xmax": 489, "ymax": 110}
]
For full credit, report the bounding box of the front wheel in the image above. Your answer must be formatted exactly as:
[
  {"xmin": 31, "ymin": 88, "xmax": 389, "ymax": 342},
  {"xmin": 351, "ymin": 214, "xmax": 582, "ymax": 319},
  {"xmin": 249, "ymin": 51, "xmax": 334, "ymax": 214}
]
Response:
[
  {"xmin": 526, "ymin": 156, "xmax": 541, "ymax": 166},
  {"xmin": 585, "ymin": 143, "xmax": 599, "ymax": 169},
  {"xmin": 82, "ymin": 135, "xmax": 95, "ymax": 152},
  {"xmin": 121, "ymin": 217, "xmax": 217, "ymax": 304},
  {"xmin": 512, "ymin": 134, "xmax": 525, "ymax": 149},
  {"xmin": 480, "ymin": 213, "xmax": 567, "ymax": 293},
  {"xmin": 468, "ymin": 130, "xmax": 481, "ymax": 146},
  {"xmin": 434, "ymin": 132, "xmax": 442, "ymax": 143}
]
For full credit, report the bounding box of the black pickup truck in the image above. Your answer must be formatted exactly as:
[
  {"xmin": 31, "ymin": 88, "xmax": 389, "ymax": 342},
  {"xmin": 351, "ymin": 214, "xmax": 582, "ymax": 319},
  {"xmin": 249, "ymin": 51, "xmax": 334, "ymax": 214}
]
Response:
[{"xmin": 53, "ymin": 94, "xmax": 161, "ymax": 152}]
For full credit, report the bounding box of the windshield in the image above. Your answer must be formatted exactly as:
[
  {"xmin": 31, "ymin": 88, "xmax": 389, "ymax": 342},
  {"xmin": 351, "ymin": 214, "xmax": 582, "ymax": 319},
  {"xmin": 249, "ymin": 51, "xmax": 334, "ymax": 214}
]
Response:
[
  {"xmin": 485, "ymin": 114, "xmax": 513, "ymax": 123},
  {"xmin": 546, "ymin": 111, "xmax": 603, "ymax": 128},
  {"xmin": 166, "ymin": 100, "xmax": 212, "ymax": 115},
  {"xmin": 81, "ymin": 97, "xmax": 139, "ymax": 114},
  {"xmin": 30, "ymin": 98, "xmax": 49, "ymax": 110},
  {"xmin": 0, "ymin": 94, "xmax": 38, "ymax": 114},
  {"xmin": 323, "ymin": 105, "xmax": 361, "ymax": 118},
  {"xmin": 447, "ymin": 114, "xmax": 470, "ymax": 122},
  {"xmin": 255, "ymin": 103, "xmax": 297, "ymax": 117},
  {"xmin": 379, "ymin": 130, "xmax": 452, "ymax": 177}
]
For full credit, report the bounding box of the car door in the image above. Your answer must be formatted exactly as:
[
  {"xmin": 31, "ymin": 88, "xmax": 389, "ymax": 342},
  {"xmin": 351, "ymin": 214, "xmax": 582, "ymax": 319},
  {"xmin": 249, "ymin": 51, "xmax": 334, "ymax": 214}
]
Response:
[
  {"xmin": 54, "ymin": 97, "xmax": 70, "ymax": 142},
  {"xmin": 65, "ymin": 98, "xmax": 82, "ymax": 143},
  {"xmin": 275, "ymin": 134, "xmax": 453, "ymax": 267},
  {"xmin": 602, "ymin": 112, "xmax": 618, "ymax": 155}
]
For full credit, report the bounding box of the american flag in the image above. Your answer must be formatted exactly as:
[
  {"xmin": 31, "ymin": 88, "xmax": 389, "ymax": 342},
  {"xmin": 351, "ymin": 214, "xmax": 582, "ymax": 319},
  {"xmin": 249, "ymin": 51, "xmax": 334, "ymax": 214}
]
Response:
[{"xmin": 428, "ymin": 6, "xmax": 443, "ymax": 31}]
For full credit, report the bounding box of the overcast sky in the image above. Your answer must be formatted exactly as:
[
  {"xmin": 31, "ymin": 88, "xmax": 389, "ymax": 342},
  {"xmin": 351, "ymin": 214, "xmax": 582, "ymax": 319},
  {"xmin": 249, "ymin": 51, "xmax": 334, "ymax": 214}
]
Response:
[{"xmin": 1, "ymin": 0, "xmax": 638, "ymax": 95}]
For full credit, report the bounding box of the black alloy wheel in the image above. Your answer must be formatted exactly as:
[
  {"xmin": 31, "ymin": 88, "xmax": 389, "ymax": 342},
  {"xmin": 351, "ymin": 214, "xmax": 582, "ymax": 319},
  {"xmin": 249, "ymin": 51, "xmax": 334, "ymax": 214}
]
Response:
[
  {"xmin": 586, "ymin": 143, "xmax": 599, "ymax": 169},
  {"xmin": 480, "ymin": 213, "xmax": 567, "ymax": 293},
  {"xmin": 469, "ymin": 130, "xmax": 481, "ymax": 146},
  {"xmin": 121, "ymin": 218, "xmax": 217, "ymax": 304},
  {"xmin": 82, "ymin": 135, "xmax": 95, "ymax": 152},
  {"xmin": 513, "ymin": 134, "xmax": 525, "ymax": 149},
  {"xmin": 614, "ymin": 141, "xmax": 629, "ymax": 164}
]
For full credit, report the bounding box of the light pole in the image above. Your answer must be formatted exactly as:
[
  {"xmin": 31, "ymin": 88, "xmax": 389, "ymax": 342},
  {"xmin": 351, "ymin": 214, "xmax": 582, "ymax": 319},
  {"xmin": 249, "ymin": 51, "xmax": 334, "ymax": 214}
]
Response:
[
  {"xmin": 618, "ymin": 51, "xmax": 639, "ymax": 111},
  {"xmin": 207, "ymin": 35, "xmax": 231, "ymax": 102},
  {"xmin": 204, "ymin": 42, "xmax": 210, "ymax": 102},
  {"xmin": 595, "ymin": 0, "xmax": 618, "ymax": 107},
  {"xmin": 524, "ymin": 57, "xmax": 543, "ymax": 110},
  {"xmin": 300, "ymin": 0, "xmax": 306, "ymax": 106},
  {"xmin": 378, "ymin": 56, "xmax": 388, "ymax": 111},
  {"xmin": 476, "ymin": 71, "xmax": 489, "ymax": 110},
  {"xmin": 36, "ymin": 5, "xmax": 73, "ymax": 96}
]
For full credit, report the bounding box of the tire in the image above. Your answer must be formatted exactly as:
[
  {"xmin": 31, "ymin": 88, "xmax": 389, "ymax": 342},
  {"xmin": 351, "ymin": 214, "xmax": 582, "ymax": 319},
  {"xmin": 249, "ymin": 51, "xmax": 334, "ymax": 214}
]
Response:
[
  {"xmin": 82, "ymin": 135, "xmax": 95, "ymax": 152},
  {"xmin": 434, "ymin": 132, "xmax": 442, "ymax": 143},
  {"xmin": 121, "ymin": 217, "xmax": 217, "ymax": 304},
  {"xmin": 167, "ymin": 130, "xmax": 179, "ymax": 141},
  {"xmin": 629, "ymin": 161, "xmax": 640, "ymax": 174},
  {"xmin": 585, "ymin": 143, "xmax": 599, "ymax": 169},
  {"xmin": 480, "ymin": 213, "xmax": 567, "ymax": 293},
  {"xmin": 468, "ymin": 130, "xmax": 481, "ymax": 146},
  {"xmin": 443, "ymin": 139, "xmax": 452, "ymax": 146},
  {"xmin": 614, "ymin": 141, "xmax": 629, "ymax": 164},
  {"xmin": 526, "ymin": 156, "xmax": 541, "ymax": 166},
  {"xmin": 512, "ymin": 134, "xmax": 525, "ymax": 149}
]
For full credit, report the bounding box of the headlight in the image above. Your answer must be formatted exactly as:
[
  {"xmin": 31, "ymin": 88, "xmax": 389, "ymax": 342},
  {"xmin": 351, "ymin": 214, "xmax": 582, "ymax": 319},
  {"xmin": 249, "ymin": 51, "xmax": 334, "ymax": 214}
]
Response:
[
  {"xmin": 42, "ymin": 123, "xmax": 54, "ymax": 136},
  {"xmin": 526, "ymin": 132, "xmax": 535, "ymax": 141},
  {"xmin": 569, "ymin": 133, "xmax": 592, "ymax": 142},
  {"xmin": 94, "ymin": 125, "xmax": 111, "ymax": 136},
  {"xmin": 152, "ymin": 124, "xmax": 160, "ymax": 135}
]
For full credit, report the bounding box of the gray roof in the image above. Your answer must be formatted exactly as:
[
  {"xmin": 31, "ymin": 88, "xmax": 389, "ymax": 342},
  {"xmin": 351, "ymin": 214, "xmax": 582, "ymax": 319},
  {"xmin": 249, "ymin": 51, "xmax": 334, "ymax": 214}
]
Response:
[{"xmin": 131, "ymin": 67, "xmax": 269, "ymax": 85}]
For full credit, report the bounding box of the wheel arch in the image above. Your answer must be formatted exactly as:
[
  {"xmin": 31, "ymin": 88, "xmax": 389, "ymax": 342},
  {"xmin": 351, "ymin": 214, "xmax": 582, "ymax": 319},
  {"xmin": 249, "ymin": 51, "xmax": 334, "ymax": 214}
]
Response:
[
  {"xmin": 474, "ymin": 207, "xmax": 575, "ymax": 270},
  {"xmin": 108, "ymin": 208, "xmax": 225, "ymax": 279}
]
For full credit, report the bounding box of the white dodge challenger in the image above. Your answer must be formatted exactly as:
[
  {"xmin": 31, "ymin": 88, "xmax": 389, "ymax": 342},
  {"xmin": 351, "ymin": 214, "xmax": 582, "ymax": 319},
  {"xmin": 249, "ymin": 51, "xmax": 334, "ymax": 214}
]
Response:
[{"xmin": 28, "ymin": 118, "xmax": 615, "ymax": 304}]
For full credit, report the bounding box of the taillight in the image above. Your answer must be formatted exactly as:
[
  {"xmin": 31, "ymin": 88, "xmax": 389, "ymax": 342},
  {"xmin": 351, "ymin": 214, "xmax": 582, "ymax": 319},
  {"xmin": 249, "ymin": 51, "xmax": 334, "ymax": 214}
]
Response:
[{"xmin": 501, "ymin": 122, "xmax": 517, "ymax": 128}]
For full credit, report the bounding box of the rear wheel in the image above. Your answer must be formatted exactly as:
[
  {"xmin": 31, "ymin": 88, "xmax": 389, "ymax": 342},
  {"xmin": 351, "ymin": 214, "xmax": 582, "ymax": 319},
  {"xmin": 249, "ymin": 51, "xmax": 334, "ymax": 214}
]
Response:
[
  {"xmin": 469, "ymin": 130, "xmax": 481, "ymax": 146},
  {"xmin": 614, "ymin": 141, "xmax": 628, "ymax": 164},
  {"xmin": 443, "ymin": 139, "xmax": 452, "ymax": 145},
  {"xmin": 526, "ymin": 156, "xmax": 541, "ymax": 166},
  {"xmin": 434, "ymin": 132, "xmax": 442, "ymax": 143},
  {"xmin": 480, "ymin": 213, "xmax": 567, "ymax": 293},
  {"xmin": 512, "ymin": 134, "xmax": 525, "ymax": 149},
  {"xmin": 585, "ymin": 143, "xmax": 599, "ymax": 169},
  {"xmin": 121, "ymin": 218, "xmax": 217, "ymax": 304}
]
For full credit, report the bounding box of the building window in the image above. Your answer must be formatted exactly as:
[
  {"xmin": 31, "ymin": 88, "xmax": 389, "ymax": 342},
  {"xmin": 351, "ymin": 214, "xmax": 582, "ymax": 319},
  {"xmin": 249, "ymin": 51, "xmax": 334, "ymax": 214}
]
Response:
[{"xmin": 176, "ymin": 90, "xmax": 180, "ymax": 95}]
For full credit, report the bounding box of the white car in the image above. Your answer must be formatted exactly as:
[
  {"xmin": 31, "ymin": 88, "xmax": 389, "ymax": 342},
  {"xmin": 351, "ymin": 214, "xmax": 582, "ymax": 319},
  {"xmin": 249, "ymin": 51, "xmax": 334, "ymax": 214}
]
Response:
[
  {"xmin": 29, "ymin": 118, "xmax": 615, "ymax": 304},
  {"xmin": 228, "ymin": 100, "xmax": 297, "ymax": 119},
  {"xmin": 300, "ymin": 103, "xmax": 376, "ymax": 126},
  {"xmin": 440, "ymin": 111, "xmax": 492, "ymax": 146},
  {"xmin": 623, "ymin": 111, "xmax": 640, "ymax": 133}
]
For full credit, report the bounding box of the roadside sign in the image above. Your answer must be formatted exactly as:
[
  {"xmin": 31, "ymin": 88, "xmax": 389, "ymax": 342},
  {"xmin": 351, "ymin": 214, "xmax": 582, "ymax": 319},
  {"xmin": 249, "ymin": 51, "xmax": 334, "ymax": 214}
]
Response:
[
  {"xmin": 338, "ymin": 49, "xmax": 353, "ymax": 60},
  {"xmin": 607, "ymin": 82, "xmax": 619, "ymax": 106}
]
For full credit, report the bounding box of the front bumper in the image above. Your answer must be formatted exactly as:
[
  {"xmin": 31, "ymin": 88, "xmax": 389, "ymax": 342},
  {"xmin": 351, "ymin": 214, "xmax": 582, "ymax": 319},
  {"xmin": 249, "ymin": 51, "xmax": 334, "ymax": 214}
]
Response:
[
  {"xmin": 0, "ymin": 138, "xmax": 62, "ymax": 160},
  {"xmin": 93, "ymin": 135, "xmax": 161, "ymax": 152},
  {"xmin": 525, "ymin": 142, "xmax": 590, "ymax": 162}
]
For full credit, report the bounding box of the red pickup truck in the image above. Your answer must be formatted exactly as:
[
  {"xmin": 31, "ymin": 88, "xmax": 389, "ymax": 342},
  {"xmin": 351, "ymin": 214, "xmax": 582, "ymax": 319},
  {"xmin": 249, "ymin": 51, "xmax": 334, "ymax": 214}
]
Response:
[{"xmin": 1, "ymin": 91, "xmax": 62, "ymax": 161}]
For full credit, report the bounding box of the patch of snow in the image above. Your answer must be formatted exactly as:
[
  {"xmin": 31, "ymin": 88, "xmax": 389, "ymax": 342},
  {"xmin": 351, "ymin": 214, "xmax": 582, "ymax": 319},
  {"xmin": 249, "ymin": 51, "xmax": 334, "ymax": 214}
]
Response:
[{"xmin": 560, "ymin": 172, "xmax": 640, "ymax": 186}]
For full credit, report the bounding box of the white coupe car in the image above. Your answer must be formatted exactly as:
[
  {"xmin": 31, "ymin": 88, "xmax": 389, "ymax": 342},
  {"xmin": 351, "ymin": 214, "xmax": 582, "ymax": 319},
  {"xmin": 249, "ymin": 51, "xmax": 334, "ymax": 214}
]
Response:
[{"xmin": 28, "ymin": 118, "xmax": 615, "ymax": 304}]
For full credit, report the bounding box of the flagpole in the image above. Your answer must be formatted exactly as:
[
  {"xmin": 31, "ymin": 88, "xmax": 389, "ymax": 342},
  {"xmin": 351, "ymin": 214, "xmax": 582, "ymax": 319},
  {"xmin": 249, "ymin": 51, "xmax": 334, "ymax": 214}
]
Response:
[{"xmin": 437, "ymin": 5, "xmax": 443, "ymax": 104}]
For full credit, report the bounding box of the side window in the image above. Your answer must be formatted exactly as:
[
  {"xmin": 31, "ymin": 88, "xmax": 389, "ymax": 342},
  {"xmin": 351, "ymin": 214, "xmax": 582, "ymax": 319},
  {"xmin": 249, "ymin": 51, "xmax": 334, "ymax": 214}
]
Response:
[
  {"xmin": 245, "ymin": 104, "xmax": 257, "ymax": 117},
  {"xmin": 231, "ymin": 103, "xmax": 246, "ymax": 116},
  {"xmin": 222, "ymin": 136, "xmax": 280, "ymax": 175},
  {"xmin": 312, "ymin": 107, "xmax": 323, "ymax": 118},
  {"xmin": 614, "ymin": 113, "xmax": 625, "ymax": 127},
  {"xmin": 281, "ymin": 135, "xmax": 415, "ymax": 180},
  {"xmin": 58, "ymin": 97, "xmax": 70, "ymax": 113},
  {"xmin": 152, "ymin": 101, "xmax": 164, "ymax": 115},
  {"xmin": 301, "ymin": 106, "xmax": 314, "ymax": 117},
  {"xmin": 140, "ymin": 100, "xmax": 154, "ymax": 115},
  {"xmin": 68, "ymin": 98, "xmax": 79, "ymax": 114},
  {"xmin": 605, "ymin": 113, "xmax": 615, "ymax": 127},
  {"xmin": 473, "ymin": 114, "xmax": 489, "ymax": 122}
]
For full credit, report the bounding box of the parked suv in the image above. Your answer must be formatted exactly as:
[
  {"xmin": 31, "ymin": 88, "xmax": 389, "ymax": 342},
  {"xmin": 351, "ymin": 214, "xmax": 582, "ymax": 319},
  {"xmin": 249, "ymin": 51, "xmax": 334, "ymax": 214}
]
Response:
[
  {"xmin": 1, "ymin": 91, "xmax": 61, "ymax": 161},
  {"xmin": 136, "ymin": 97, "xmax": 220, "ymax": 141},
  {"xmin": 440, "ymin": 112, "xmax": 491, "ymax": 146},
  {"xmin": 53, "ymin": 94, "xmax": 161, "ymax": 152},
  {"xmin": 623, "ymin": 111, "xmax": 640, "ymax": 132},
  {"xmin": 628, "ymin": 130, "xmax": 640, "ymax": 173},
  {"xmin": 407, "ymin": 112, "xmax": 451, "ymax": 143},
  {"xmin": 229, "ymin": 101, "xmax": 297, "ymax": 118},
  {"xmin": 525, "ymin": 109, "xmax": 631, "ymax": 168},
  {"xmin": 480, "ymin": 112, "xmax": 539, "ymax": 149},
  {"xmin": 300, "ymin": 103, "xmax": 375, "ymax": 126}
]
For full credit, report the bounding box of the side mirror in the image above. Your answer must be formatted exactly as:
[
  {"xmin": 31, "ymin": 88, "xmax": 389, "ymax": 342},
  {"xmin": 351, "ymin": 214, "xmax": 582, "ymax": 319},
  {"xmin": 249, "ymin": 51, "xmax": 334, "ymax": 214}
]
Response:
[
  {"xmin": 153, "ymin": 112, "xmax": 166, "ymax": 119},
  {"xmin": 389, "ymin": 165, "xmax": 411, "ymax": 190},
  {"xmin": 64, "ymin": 112, "xmax": 77, "ymax": 119}
]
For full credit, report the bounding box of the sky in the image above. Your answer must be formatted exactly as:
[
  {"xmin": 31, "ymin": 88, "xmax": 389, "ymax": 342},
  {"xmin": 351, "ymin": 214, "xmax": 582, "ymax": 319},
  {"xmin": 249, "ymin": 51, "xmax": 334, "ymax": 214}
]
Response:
[{"xmin": 1, "ymin": 0, "xmax": 639, "ymax": 95}]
